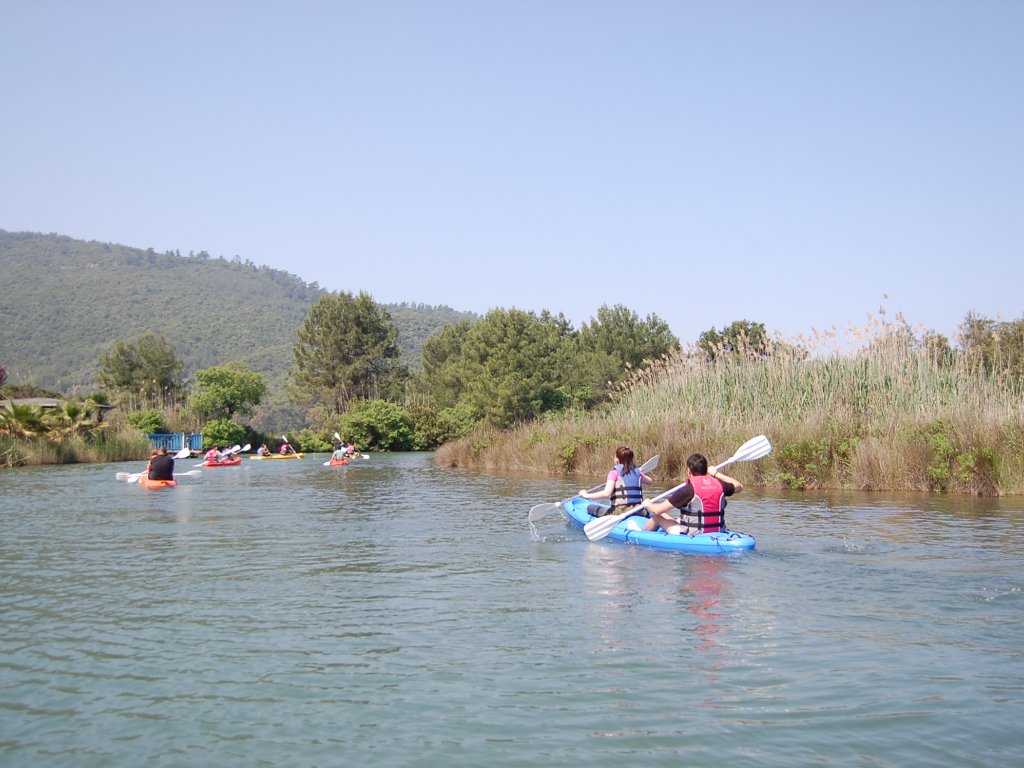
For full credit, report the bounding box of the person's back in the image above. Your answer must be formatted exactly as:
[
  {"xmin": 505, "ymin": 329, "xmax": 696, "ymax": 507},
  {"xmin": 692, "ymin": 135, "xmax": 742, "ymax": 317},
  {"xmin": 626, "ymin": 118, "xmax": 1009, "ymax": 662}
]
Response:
[{"xmin": 149, "ymin": 448, "xmax": 175, "ymax": 480}]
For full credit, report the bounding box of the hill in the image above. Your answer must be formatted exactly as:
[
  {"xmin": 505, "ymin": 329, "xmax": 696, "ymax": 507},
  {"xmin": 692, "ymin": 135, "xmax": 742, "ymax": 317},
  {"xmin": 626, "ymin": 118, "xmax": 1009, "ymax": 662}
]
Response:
[{"xmin": 0, "ymin": 230, "xmax": 477, "ymax": 393}]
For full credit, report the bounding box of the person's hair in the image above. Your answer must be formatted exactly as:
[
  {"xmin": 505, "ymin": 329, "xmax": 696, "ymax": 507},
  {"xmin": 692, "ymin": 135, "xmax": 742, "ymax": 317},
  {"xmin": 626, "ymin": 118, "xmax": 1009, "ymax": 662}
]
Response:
[
  {"xmin": 686, "ymin": 453, "xmax": 709, "ymax": 475},
  {"xmin": 157, "ymin": 446, "xmax": 167, "ymax": 455},
  {"xmin": 615, "ymin": 446, "xmax": 636, "ymax": 474}
]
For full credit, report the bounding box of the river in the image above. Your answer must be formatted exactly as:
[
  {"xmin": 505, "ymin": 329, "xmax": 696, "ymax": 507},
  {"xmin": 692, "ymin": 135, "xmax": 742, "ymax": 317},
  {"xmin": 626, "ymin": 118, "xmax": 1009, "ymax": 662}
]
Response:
[{"xmin": 1, "ymin": 452, "xmax": 1022, "ymax": 767}]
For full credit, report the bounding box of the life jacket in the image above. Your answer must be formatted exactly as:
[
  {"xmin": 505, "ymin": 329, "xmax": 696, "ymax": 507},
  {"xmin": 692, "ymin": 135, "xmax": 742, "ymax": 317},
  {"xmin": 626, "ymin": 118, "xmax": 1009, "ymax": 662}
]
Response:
[
  {"xmin": 680, "ymin": 475, "xmax": 727, "ymax": 532},
  {"xmin": 205, "ymin": 449, "xmax": 219, "ymax": 462},
  {"xmin": 608, "ymin": 463, "xmax": 644, "ymax": 509}
]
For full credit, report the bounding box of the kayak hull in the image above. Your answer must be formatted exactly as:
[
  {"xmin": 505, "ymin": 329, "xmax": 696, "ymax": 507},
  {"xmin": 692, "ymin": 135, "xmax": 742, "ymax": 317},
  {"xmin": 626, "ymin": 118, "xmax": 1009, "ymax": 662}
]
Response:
[
  {"xmin": 561, "ymin": 497, "xmax": 755, "ymax": 554},
  {"xmin": 250, "ymin": 453, "xmax": 304, "ymax": 460},
  {"xmin": 139, "ymin": 476, "xmax": 176, "ymax": 489},
  {"xmin": 329, "ymin": 458, "xmax": 349, "ymax": 466},
  {"xmin": 202, "ymin": 457, "xmax": 242, "ymax": 467}
]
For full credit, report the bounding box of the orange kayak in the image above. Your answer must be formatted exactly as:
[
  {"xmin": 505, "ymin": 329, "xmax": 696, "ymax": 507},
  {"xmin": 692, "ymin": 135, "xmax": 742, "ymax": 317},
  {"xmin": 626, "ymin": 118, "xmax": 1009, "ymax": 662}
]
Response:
[{"xmin": 139, "ymin": 476, "xmax": 177, "ymax": 489}]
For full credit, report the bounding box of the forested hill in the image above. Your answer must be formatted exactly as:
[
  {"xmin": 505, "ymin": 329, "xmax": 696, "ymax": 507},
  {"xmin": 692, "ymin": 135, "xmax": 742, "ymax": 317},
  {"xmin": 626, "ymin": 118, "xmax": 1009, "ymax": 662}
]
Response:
[{"xmin": 0, "ymin": 230, "xmax": 477, "ymax": 391}]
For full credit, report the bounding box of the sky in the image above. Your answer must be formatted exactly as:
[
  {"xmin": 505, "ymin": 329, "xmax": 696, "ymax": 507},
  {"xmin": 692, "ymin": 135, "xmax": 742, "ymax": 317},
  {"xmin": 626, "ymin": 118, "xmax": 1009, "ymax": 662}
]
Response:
[{"xmin": 2, "ymin": 0, "xmax": 1021, "ymax": 347}]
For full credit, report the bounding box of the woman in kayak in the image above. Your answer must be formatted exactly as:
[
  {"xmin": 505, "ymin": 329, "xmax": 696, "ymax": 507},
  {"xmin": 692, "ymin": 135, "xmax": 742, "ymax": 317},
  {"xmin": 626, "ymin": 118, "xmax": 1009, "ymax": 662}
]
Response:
[
  {"xmin": 578, "ymin": 446, "xmax": 653, "ymax": 517},
  {"xmin": 642, "ymin": 452, "xmax": 743, "ymax": 534}
]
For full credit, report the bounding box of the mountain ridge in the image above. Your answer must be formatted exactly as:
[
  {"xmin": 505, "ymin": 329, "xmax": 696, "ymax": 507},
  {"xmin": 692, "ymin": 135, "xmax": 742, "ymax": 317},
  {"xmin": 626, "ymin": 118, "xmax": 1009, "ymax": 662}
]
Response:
[{"xmin": 0, "ymin": 230, "xmax": 477, "ymax": 392}]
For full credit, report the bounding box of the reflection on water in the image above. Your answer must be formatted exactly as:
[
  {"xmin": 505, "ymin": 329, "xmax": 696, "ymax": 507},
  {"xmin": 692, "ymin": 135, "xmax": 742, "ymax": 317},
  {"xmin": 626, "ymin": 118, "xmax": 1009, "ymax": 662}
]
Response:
[{"xmin": 2, "ymin": 455, "xmax": 1024, "ymax": 767}]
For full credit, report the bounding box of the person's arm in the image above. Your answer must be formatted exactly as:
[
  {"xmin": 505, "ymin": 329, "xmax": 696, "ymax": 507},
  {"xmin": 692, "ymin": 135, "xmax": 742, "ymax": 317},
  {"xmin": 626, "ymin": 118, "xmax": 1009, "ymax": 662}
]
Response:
[
  {"xmin": 639, "ymin": 471, "xmax": 654, "ymax": 486},
  {"xmin": 580, "ymin": 471, "xmax": 617, "ymax": 500},
  {"xmin": 708, "ymin": 466, "xmax": 743, "ymax": 494},
  {"xmin": 644, "ymin": 484, "xmax": 693, "ymax": 515}
]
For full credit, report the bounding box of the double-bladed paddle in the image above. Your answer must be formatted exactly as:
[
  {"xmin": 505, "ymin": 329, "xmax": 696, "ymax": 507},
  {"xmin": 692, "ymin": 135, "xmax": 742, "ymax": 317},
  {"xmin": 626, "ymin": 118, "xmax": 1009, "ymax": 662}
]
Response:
[
  {"xmin": 528, "ymin": 454, "xmax": 660, "ymax": 524},
  {"xmin": 583, "ymin": 435, "xmax": 772, "ymax": 541},
  {"xmin": 115, "ymin": 468, "xmax": 203, "ymax": 482}
]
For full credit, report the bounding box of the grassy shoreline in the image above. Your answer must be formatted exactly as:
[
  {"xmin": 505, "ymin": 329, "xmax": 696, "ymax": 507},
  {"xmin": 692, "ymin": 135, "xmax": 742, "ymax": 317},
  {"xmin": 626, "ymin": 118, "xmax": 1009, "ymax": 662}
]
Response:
[
  {"xmin": 0, "ymin": 431, "xmax": 152, "ymax": 468},
  {"xmin": 437, "ymin": 322, "xmax": 1024, "ymax": 497}
]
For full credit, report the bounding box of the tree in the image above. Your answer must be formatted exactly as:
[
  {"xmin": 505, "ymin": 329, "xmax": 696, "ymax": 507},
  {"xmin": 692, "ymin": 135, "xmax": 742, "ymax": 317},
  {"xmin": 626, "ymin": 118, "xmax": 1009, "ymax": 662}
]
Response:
[
  {"xmin": 337, "ymin": 399, "xmax": 414, "ymax": 451},
  {"xmin": 96, "ymin": 333, "xmax": 184, "ymax": 406},
  {"xmin": 698, "ymin": 320, "xmax": 771, "ymax": 361},
  {"xmin": 290, "ymin": 291, "xmax": 405, "ymax": 414},
  {"xmin": 458, "ymin": 308, "xmax": 576, "ymax": 428},
  {"xmin": 576, "ymin": 304, "xmax": 680, "ymax": 404},
  {"xmin": 418, "ymin": 319, "xmax": 473, "ymax": 409},
  {"xmin": 190, "ymin": 362, "xmax": 267, "ymax": 421}
]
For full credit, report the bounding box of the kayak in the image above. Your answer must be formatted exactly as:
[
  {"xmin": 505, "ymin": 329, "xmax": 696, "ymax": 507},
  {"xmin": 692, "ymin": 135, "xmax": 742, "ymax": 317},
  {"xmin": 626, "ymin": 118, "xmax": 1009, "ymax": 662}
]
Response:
[
  {"xmin": 250, "ymin": 453, "xmax": 304, "ymax": 460},
  {"xmin": 202, "ymin": 457, "xmax": 242, "ymax": 467},
  {"xmin": 329, "ymin": 457, "xmax": 349, "ymax": 466},
  {"xmin": 561, "ymin": 497, "xmax": 756, "ymax": 554},
  {"xmin": 139, "ymin": 476, "xmax": 176, "ymax": 489}
]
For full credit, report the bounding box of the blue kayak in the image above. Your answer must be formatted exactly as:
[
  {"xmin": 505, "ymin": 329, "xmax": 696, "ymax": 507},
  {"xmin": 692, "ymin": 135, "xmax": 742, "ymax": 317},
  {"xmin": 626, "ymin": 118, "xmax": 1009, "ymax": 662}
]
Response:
[{"xmin": 561, "ymin": 497, "xmax": 756, "ymax": 554}]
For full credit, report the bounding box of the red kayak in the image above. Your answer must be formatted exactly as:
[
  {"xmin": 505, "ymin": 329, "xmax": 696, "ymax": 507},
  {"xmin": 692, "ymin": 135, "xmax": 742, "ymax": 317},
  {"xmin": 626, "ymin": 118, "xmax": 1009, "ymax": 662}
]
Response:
[{"xmin": 202, "ymin": 457, "xmax": 242, "ymax": 467}]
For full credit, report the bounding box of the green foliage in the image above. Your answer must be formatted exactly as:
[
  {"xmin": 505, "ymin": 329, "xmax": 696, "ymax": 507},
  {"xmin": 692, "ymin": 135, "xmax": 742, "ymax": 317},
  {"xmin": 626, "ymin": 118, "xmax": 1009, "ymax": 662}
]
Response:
[
  {"xmin": 0, "ymin": 232, "xmax": 474, "ymax": 419},
  {"xmin": 404, "ymin": 402, "xmax": 478, "ymax": 450},
  {"xmin": 296, "ymin": 428, "xmax": 331, "ymax": 453},
  {"xmin": 337, "ymin": 399, "xmax": 414, "ymax": 451},
  {"xmin": 415, "ymin": 305, "xmax": 679, "ymax": 429},
  {"xmin": 961, "ymin": 311, "xmax": 1024, "ymax": 381},
  {"xmin": 291, "ymin": 291, "xmax": 407, "ymax": 413},
  {"xmin": 190, "ymin": 362, "xmax": 267, "ymax": 421},
  {"xmin": 126, "ymin": 408, "xmax": 166, "ymax": 434},
  {"xmin": 201, "ymin": 418, "xmax": 247, "ymax": 450},
  {"xmin": 97, "ymin": 332, "xmax": 184, "ymax": 406},
  {"xmin": 698, "ymin": 319, "xmax": 771, "ymax": 361},
  {"xmin": 771, "ymin": 425, "xmax": 860, "ymax": 489},
  {"xmin": 576, "ymin": 304, "xmax": 680, "ymax": 403}
]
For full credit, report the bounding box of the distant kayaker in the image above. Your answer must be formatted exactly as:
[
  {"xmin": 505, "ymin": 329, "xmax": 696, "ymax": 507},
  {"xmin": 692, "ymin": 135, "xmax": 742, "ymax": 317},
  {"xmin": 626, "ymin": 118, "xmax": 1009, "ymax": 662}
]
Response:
[
  {"xmin": 578, "ymin": 446, "xmax": 654, "ymax": 517},
  {"xmin": 280, "ymin": 443, "xmax": 295, "ymax": 455},
  {"xmin": 257, "ymin": 444, "xmax": 270, "ymax": 456},
  {"xmin": 641, "ymin": 452, "xmax": 743, "ymax": 535},
  {"xmin": 148, "ymin": 446, "xmax": 175, "ymax": 481},
  {"xmin": 331, "ymin": 444, "xmax": 348, "ymax": 462}
]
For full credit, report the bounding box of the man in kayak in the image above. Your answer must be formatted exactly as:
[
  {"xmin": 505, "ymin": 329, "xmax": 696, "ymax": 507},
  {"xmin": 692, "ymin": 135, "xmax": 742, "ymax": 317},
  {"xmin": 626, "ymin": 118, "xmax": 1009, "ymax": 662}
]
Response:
[
  {"xmin": 148, "ymin": 447, "xmax": 175, "ymax": 481},
  {"xmin": 578, "ymin": 446, "xmax": 654, "ymax": 517},
  {"xmin": 641, "ymin": 452, "xmax": 743, "ymax": 534}
]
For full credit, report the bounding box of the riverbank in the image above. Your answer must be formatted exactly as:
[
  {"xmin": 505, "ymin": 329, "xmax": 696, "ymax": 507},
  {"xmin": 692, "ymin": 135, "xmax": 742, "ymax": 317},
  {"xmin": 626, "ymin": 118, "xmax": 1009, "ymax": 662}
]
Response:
[
  {"xmin": 0, "ymin": 433, "xmax": 151, "ymax": 468},
  {"xmin": 436, "ymin": 322, "xmax": 1024, "ymax": 497}
]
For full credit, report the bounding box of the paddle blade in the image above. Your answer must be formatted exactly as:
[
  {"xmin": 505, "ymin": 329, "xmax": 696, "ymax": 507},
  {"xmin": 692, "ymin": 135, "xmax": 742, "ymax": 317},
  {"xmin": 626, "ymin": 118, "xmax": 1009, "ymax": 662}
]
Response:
[
  {"xmin": 333, "ymin": 432, "xmax": 342, "ymax": 442},
  {"xmin": 717, "ymin": 434, "xmax": 772, "ymax": 470},
  {"xmin": 174, "ymin": 447, "xmax": 191, "ymax": 459},
  {"xmin": 528, "ymin": 503, "xmax": 561, "ymax": 523},
  {"xmin": 640, "ymin": 454, "xmax": 660, "ymax": 474},
  {"xmin": 584, "ymin": 505, "xmax": 645, "ymax": 541}
]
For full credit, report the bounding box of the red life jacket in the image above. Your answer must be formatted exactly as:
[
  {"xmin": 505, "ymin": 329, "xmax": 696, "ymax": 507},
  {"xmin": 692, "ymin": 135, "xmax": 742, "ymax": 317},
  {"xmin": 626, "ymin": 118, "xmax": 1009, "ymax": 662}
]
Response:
[{"xmin": 681, "ymin": 475, "xmax": 727, "ymax": 532}]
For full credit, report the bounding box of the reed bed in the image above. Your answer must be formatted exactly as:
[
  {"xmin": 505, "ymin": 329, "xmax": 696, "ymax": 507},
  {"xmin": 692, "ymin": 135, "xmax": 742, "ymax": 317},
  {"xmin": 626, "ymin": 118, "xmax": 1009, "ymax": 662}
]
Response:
[{"xmin": 437, "ymin": 318, "xmax": 1024, "ymax": 496}]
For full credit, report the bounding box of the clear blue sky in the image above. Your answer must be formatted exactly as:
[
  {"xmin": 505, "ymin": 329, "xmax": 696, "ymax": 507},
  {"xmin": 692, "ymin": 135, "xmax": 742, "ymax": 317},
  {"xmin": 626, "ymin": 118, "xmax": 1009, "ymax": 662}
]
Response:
[{"xmin": 3, "ymin": 1, "xmax": 1021, "ymax": 346}]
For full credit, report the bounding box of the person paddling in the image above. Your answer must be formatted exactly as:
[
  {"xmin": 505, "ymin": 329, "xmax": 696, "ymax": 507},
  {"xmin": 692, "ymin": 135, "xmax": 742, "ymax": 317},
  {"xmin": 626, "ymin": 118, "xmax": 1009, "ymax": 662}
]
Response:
[
  {"xmin": 148, "ymin": 446, "xmax": 175, "ymax": 481},
  {"xmin": 642, "ymin": 452, "xmax": 743, "ymax": 534},
  {"xmin": 578, "ymin": 446, "xmax": 654, "ymax": 517}
]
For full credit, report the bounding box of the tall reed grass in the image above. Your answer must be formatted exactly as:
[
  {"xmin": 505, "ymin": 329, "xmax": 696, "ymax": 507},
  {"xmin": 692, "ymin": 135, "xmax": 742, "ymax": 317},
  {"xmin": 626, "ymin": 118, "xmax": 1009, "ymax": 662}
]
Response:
[{"xmin": 436, "ymin": 316, "xmax": 1024, "ymax": 496}]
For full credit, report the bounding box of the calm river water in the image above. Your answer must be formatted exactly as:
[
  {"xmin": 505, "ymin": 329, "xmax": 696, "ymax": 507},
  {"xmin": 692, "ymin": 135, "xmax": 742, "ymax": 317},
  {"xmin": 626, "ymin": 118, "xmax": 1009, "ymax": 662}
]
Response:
[{"xmin": 2, "ymin": 451, "xmax": 1023, "ymax": 767}]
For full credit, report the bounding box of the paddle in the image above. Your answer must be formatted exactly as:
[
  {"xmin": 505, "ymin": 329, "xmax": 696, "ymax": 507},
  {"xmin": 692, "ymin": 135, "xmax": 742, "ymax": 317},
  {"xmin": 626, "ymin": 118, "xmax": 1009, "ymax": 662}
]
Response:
[
  {"xmin": 528, "ymin": 454, "xmax": 660, "ymax": 524},
  {"xmin": 116, "ymin": 447, "xmax": 195, "ymax": 482},
  {"xmin": 583, "ymin": 435, "xmax": 772, "ymax": 542},
  {"xmin": 193, "ymin": 444, "xmax": 242, "ymax": 467},
  {"xmin": 114, "ymin": 468, "xmax": 202, "ymax": 482}
]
